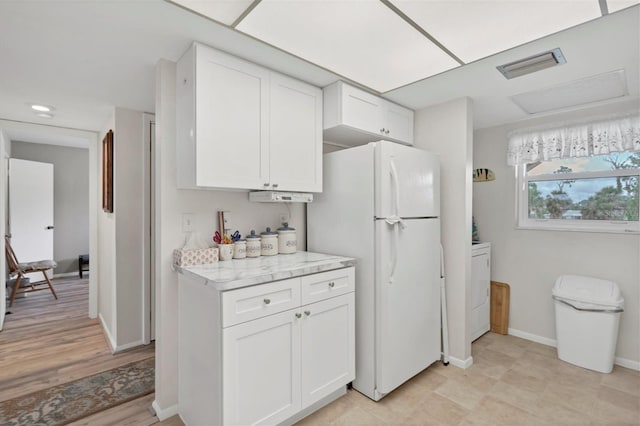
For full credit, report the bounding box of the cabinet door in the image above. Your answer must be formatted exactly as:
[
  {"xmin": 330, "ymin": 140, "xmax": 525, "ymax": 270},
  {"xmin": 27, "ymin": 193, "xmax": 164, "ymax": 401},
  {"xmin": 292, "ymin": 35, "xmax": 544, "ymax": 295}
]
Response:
[
  {"xmin": 223, "ymin": 309, "xmax": 301, "ymax": 426},
  {"xmin": 385, "ymin": 102, "xmax": 414, "ymax": 145},
  {"xmin": 269, "ymin": 73, "xmax": 322, "ymax": 192},
  {"xmin": 195, "ymin": 45, "xmax": 269, "ymax": 189},
  {"xmin": 300, "ymin": 293, "xmax": 355, "ymax": 408},
  {"xmin": 471, "ymin": 252, "xmax": 490, "ymax": 341},
  {"xmin": 341, "ymin": 83, "xmax": 384, "ymax": 136}
]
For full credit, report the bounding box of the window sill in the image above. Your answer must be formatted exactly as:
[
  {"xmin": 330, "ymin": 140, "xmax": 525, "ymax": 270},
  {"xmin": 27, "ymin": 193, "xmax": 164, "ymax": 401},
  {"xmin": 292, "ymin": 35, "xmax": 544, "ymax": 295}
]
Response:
[{"xmin": 516, "ymin": 224, "xmax": 639, "ymax": 235}]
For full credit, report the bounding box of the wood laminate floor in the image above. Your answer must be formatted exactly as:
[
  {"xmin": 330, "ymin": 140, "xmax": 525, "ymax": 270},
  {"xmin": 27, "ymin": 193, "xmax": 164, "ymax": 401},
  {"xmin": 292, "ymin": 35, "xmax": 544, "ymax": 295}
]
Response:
[{"xmin": 0, "ymin": 276, "xmax": 155, "ymax": 422}]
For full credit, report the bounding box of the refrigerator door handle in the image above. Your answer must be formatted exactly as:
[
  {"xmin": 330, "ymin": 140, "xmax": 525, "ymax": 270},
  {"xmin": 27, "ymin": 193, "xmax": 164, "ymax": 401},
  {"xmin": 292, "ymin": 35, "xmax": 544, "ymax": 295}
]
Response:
[
  {"xmin": 390, "ymin": 158, "xmax": 400, "ymax": 216},
  {"xmin": 384, "ymin": 216, "xmax": 405, "ymax": 284}
]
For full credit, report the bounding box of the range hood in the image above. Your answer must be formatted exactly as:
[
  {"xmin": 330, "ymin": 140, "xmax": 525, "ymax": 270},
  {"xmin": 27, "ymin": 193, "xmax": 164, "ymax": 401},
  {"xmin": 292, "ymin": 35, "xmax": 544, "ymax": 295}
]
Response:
[{"xmin": 249, "ymin": 191, "xmax": 314, "ymax": 203}]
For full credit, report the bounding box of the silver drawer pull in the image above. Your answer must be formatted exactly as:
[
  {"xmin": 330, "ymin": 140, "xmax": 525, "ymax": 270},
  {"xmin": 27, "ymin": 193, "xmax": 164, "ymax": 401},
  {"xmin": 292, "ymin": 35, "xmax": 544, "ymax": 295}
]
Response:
[
  {"xmin": 272, "ymin": 183, "xmax": 279, "ymax": 188},
  {"xmin": 328, "ymin": 282, "xmax": 335, "ymax": 288},
  {"xmin": 263, "ymin": 183, "xmax": 270, "ymax": 187},
  {"xmin": 295, "ymin": 312, "xmax": 302, "ymax": 318},
  {"xmin": 304, "ymin": 310, "xmax": 311, "ymax": 316},
  {"xmin": 263, "ymin": 298, "xmax": 271, "ymax": 305}
]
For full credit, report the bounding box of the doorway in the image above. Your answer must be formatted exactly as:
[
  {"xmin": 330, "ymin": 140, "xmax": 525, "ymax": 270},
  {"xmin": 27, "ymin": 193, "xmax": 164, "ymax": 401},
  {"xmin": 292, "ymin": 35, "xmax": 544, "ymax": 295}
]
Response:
[{"xmin": 0, "ymin": 120, "xmax": 98, "ymax": 330}]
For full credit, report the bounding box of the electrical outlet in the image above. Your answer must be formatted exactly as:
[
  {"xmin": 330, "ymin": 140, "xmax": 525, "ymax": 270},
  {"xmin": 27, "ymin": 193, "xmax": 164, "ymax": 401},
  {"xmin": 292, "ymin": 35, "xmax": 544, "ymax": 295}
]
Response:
[
  {"xmin": 279, "ymin": 213, "xmax": 289, "ymax": 224},
  {"xmin": 182, "ymin": 213, "xmax": 195, "ymax": 232}
]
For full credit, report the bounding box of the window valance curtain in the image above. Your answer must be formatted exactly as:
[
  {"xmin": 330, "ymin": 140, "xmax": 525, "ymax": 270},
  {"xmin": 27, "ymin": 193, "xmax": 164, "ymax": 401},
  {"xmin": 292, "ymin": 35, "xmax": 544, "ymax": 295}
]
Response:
[{"xmin": 507, "ymin": 112, "xmax": 640, "ymax": 166}]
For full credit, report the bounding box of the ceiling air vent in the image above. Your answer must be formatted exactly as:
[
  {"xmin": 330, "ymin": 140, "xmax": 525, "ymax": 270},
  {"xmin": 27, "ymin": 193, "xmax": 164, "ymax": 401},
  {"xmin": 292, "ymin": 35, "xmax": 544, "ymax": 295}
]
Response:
[{"xmin": 497, "ymin": 48, "xmax": 566, "ymax": 79}]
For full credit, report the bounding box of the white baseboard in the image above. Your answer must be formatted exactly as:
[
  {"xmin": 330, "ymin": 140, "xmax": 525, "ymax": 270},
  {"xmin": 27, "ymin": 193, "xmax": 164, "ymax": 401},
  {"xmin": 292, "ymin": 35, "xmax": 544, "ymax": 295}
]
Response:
[
  {"xmin": 508, "ymin": 328, "xmax": 557, "ymax": 347},
  {"xmin": 614, "ymin": 357, "xmax": 640, "ymax": 371},
  {"xmin": 98, "ymin": 313, "xmax": 116, "ymax": 354},
  {"xmin": 448, "ymin": 355, "xmax": 474, "ymax": 369},
  {"xmin": 508, "ymin": 327, "xmax": 639, "ymax": 371},
  {"xmin": 152, "ymin": 400, "xmax": 178, "ymax": 421},
  {"xmin": 114, "ymin": 339, "xmax": 146, "ymax": 353}
]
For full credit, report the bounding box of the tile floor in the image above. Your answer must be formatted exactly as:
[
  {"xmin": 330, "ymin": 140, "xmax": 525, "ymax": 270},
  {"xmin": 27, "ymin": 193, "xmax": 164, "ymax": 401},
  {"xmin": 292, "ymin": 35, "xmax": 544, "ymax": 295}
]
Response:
[{"xmin": 296, "ymin": 332, "xmax": 640, "ymax": 425}]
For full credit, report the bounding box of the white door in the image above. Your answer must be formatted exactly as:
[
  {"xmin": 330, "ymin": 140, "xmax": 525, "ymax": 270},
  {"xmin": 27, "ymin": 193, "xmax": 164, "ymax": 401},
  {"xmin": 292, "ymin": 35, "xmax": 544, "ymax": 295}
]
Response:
[
  {"xmin": 375, "ymin": 141, "xmax": 440, "ymax": 219},
  {"xmin": 375, "ymin": 218, "xmax": 441, "ymax": 395},
  {"xmin": 300, "ymin": 293, "xmax": 355, "ymax": 408},
  {"xmin": 9, "ymin": 158, "xmax": 54, "ymax": 282},
  {"xmin": 1, "ymin": 135, "xmax": 7, "ymax": 330},
  {"xmin": 269, "ymin": 73, "xmax": 322, "ymax": 192},
  {"xmin": 223, "ymin": 309, "xmax": 301, "ymax": 426}
]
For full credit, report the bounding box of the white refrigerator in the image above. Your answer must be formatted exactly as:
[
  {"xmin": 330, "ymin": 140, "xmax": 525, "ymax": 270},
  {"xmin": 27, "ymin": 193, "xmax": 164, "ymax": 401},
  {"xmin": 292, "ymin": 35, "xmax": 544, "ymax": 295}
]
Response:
[{"xmin": 307, "ymin": 141, "xmax": 441, "ymax": 401}]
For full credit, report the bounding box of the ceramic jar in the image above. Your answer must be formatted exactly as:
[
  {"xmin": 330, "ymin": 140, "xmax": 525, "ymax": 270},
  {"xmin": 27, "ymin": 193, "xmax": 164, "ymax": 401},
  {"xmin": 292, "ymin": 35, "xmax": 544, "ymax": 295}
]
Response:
[
  {"xmin": 260, "ymin": 227, "xmax": 278, "ymax": 256},
  {"xmin": 277, "ymin": 223, "xmax": 297, "ymax": 254},
  {"xmin": 218, "ymin": 244, "xmax": 234, "ymax": 261},
  {"xmin": 245, "ymin": 230, "xmax": 261, "ymax": 258},
  {"xmin": 233, "ymin": 240, "xmax": 246, "ymax": 259}
]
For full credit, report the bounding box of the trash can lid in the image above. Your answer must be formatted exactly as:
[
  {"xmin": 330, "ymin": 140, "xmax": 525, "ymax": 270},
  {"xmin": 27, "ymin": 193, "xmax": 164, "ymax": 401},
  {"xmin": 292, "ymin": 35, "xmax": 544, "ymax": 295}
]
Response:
[{"xmin": 552, "ymin": 275, "xmax": 623, "ymax": 308}]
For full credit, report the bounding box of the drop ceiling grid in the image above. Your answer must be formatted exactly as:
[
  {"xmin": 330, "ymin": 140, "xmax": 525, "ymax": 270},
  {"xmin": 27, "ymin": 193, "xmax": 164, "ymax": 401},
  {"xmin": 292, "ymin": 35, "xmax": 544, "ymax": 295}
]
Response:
[
  {"xmin": 236, "ymin": 0, "xmax": 459, "ymax": 92},
  {"xmin": 389, "ymin": 0, "xmax": 602, "ymax": 63}
]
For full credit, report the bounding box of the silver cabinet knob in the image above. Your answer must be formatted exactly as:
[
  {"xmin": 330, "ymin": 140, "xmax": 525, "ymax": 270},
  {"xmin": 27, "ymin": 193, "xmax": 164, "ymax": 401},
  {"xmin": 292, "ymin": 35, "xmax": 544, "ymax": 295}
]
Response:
[
  {"xmin": 328, "ymin": 282, "xmax": 335, "ymax": 288},
  {"xmin": 380, "ymin": 128, "xmax": 385, "ymax": 133},
  {"xmin": 304, "ymin": 310, "xmax": 311, "ymax": 316},
  {"xmin": 385, "ymin": 129, "xmax": 390, "ymax": 135},
  {"xmin": 263, "ymin": 183, "xmax": 270, "ymax": 187},
  {"xmin": 295, "ymin": 312, "xmax": 302, "ymax": 318},
  {"xmin": 272, "ymin": 183, "xmax": 279, "ymax": 188},
  {"xmin": 263, "ymin": 298, "xmax": 271, "ymax": 305}
]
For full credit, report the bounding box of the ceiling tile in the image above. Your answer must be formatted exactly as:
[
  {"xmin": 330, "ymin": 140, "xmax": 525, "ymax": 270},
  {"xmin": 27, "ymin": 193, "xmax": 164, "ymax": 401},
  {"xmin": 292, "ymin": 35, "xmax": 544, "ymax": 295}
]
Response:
[
  {"xmin": 169, "ymin": 0, "xmax": 255, "ymax": 25},
  {"xmin": 390, "ymin": 0, "xmax": 602, "ymax": 63},
  {"xmin": 236, "ymin": 0, "xmax": 460, "ymax": 92},
  {"xmin": 607, "ymin": 0, "xmax": 640, "ymax": 12}
]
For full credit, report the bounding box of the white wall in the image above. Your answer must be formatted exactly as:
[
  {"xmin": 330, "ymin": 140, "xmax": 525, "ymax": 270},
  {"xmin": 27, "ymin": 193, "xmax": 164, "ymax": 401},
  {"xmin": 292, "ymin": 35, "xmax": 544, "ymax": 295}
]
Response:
[
  {"xmin": 153, "ymin": 59, "xmax": 307, "ymax": 417},
  {"xmin": 98, "ymin": 107, "xmax": 151, "ymax": 351},
  {"xmin": 473, "ymin": 99, "xmax": 640, "ymax": 367},
  {"xmin": 414, "ymin": 97, "xmax": 474, "ymax": 366},
  {"xmin": 98, "ymin": 113, "xmax": 117, "ymax": 344}
]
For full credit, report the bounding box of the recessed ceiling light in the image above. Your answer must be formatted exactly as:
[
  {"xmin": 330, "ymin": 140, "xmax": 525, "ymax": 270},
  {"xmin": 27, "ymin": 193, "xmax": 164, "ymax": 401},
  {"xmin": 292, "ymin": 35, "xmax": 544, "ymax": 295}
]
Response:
[
  {"xmin": 35, "ymin": 112, "xmax": 54, "ymax": 119},
  {"xmin": 510, "ymin": 69, "xmax": 628, "ymax": 114},
  {"xmin": 30, "ymin": 104, "xmax": 55, "ymax": 112}
]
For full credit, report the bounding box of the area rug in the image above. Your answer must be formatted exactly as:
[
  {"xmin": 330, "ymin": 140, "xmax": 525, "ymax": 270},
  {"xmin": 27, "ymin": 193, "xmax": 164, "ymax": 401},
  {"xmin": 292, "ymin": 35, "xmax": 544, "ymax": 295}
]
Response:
[{"xmin": 0, "ymin": 357, "xmax": 154, "ymax": 426}]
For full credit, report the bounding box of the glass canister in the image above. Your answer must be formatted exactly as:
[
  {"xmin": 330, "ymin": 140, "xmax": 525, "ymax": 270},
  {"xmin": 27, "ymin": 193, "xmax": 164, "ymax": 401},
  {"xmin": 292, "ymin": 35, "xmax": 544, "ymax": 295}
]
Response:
[
  {"xmin": 260, "ymin": 227, "xmax": 278, "ymax": 256},
  {"xmin": 277, "ymin": 223, "xmax": 297, "ymax": 254},
  {"xmin": 233, "ymin": 239, "xmax": 246, "ymax": 259},
  {"xmin": 246, "ymin": 230, "xmax": 261, "ymax": 258}
]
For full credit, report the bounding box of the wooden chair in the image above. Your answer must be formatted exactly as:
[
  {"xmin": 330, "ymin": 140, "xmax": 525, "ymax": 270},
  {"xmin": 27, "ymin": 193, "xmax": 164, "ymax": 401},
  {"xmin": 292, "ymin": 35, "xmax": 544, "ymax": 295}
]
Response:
[{"xmin": 5, "ymin": 237, "xmax": 58, "ymax": 307}]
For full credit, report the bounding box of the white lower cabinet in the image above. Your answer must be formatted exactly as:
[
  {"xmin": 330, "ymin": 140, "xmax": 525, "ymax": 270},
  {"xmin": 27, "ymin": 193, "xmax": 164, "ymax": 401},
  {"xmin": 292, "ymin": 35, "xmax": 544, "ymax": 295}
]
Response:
[
  {"xmin": 471, "ymin": 243, "xmax": 491, "ymax": 341},
  {"xmin": 223, "ymin": 309, "xmax": 301, "ymax": 426},
  {"xmin": 300, "ymin": 293, "xmax": 355, "ymax": 408},
  {"xmin": 178, "ymin": 267, "xmax": 355, "ymax": 426}
]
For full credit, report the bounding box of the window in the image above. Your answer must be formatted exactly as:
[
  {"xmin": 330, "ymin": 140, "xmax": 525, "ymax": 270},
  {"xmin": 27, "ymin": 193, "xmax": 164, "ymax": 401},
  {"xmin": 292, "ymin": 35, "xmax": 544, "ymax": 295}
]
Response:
[{"xmin": 517, "ymin": 152, "xmax": 640, "ymax": 233}]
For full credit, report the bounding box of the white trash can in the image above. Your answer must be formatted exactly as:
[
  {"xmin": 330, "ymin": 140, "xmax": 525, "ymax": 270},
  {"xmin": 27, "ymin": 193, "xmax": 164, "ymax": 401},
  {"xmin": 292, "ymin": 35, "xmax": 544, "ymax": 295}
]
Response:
[{"xmin": 552, "ymin": 275, "xmax": 623, "ymax": 373}]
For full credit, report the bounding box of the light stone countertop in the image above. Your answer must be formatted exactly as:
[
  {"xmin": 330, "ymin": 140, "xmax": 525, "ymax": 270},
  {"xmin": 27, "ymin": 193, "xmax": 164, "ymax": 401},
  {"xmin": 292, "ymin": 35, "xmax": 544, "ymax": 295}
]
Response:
[{"xmin": 177, "ymin": 251, "xmax": 356, "ymax": 291}]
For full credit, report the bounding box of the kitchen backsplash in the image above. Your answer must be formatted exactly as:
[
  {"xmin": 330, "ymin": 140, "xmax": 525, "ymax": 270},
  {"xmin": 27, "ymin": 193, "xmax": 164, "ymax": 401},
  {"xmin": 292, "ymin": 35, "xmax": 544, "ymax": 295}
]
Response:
[{"xmin": 179, "ymin": 190, "xmax": 306, "ymax": 251}]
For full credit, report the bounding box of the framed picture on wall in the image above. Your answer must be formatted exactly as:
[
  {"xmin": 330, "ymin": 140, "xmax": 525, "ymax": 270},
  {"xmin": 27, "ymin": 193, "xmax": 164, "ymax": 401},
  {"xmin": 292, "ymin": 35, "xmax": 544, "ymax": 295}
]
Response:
[{"xmin": 102, "ymin": 129, "xmax": 113, "ymax": 213}]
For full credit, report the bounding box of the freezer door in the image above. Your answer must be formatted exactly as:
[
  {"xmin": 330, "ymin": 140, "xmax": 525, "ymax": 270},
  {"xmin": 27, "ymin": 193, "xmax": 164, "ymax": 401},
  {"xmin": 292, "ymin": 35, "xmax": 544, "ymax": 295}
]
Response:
[
  {"xmin": 374, "ymin": 141, "xmax": 440, "ymax": 218},
  {"xmin": 375, "ymin": 218, "xmax": 441, "ymax": 395}
]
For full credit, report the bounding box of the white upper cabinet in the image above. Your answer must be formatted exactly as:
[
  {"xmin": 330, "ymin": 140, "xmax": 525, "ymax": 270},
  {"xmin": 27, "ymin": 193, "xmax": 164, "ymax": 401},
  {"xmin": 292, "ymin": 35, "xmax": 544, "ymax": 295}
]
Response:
[
  {"xmin": 176, "ymin": 42, "xmax": 322, "ymax": 192},
  {"xmin": 323, "ymin": 81, "xmax": 414, "ymax": 147},
  {"xmin": 269, "ymin": 73, "xmax": 322, "ymax": 192}
]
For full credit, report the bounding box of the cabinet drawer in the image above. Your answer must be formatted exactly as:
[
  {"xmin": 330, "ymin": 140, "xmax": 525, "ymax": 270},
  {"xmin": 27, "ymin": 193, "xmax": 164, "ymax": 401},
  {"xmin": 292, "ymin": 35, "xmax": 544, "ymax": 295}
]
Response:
[
  {"xmin": 222, "ymin": 278, "xmax": 301, "ymax": 327},
  {"xmin": 301, "ymin": 267, "xmax": 354, "ymax": 305}
]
